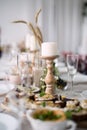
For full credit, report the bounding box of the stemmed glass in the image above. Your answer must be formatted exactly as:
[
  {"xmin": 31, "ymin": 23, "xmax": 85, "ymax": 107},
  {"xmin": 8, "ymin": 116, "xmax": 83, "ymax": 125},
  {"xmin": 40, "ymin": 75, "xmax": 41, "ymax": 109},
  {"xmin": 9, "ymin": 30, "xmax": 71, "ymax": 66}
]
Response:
[
  {"xmin": 66, "ymin": 54, "xmax": 78, "ymax": 97},
  {"xmin": 18, "ymin": 52, "xmax": 32, "ymax": 88}
]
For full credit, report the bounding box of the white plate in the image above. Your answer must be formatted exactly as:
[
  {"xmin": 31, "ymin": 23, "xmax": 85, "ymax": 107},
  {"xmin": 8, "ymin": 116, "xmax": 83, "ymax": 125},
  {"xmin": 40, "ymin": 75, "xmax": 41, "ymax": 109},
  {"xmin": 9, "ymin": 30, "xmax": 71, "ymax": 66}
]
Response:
[
  {"xmin": 31, "ymin": 87, "xmax": 40, "ymax": 93},
  {"xmin": 0, "ymin": 81, "xmax": 15, "ymax": 96},
  {"xmin": 81, "ymin": 90, "xmax": 87, "ymax": 98},
  {"xmin": 0, "ymin": 113, "xmax": 18, "ymax": 130}
]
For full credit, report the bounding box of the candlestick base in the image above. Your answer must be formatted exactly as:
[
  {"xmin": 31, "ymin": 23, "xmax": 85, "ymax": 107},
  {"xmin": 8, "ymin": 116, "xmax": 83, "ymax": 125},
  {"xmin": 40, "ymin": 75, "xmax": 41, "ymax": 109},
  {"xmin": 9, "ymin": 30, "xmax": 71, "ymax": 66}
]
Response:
[
  {"xmin": 41, "ymin": 55, "xmax": 58, "ymax": 95},
  {"xmin": 45, "ymin": 85, "xmax": 55, "ymax": 94}
]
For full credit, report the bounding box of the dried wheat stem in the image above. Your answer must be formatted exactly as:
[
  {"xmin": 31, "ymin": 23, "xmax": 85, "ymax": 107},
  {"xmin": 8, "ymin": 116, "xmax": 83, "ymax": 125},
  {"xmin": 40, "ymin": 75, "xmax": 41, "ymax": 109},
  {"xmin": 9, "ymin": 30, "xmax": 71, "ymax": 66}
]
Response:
[
  {"xmin": 12, "ymin": 20, "xmax": 27, "ymax": 24},
  {"xmin": 35, "ymin": 26, "xmax": 43, "ymax": 42},
  {"xmin": 35, "ymin": 9, "xmax": 42, "ymax": 24}
]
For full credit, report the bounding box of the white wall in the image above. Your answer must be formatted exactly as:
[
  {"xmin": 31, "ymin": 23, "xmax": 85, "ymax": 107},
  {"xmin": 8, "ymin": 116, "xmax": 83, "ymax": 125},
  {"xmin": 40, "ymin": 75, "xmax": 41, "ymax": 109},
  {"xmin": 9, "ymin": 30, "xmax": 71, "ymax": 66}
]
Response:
[
  {"xmin": 0, "ymin": 0, "xmax": 83, "ymax": 53},
  {"xmin": 54, "ymin": 0, "xmax": 83, "ymax": 52},
  {"xmin": 0, "ymin": 0, "xmax": 36, "ymax": 44}
]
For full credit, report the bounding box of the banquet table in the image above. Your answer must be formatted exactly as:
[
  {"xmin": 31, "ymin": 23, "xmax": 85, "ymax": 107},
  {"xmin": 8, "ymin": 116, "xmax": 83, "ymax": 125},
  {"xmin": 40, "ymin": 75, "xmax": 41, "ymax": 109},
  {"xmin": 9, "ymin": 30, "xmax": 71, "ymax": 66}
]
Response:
[
  {"xmin": 0, "ymin": 55, "xmax": 87, "ymax": 130},
  {"xmin": 0, "ymin": 80, "xmax": 87, "ymax": 130},
  {"xmin": 21, "ymin": 83, "xmax": 87, "ymax": 130}
]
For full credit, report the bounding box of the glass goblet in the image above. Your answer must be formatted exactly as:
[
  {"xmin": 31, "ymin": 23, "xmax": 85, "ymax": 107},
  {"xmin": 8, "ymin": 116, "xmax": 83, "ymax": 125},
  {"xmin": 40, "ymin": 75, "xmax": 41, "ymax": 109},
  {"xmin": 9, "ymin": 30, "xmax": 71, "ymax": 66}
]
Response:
[{"xmin": 66, "ymin": 54, "xmax": 78, "ymax": 97}]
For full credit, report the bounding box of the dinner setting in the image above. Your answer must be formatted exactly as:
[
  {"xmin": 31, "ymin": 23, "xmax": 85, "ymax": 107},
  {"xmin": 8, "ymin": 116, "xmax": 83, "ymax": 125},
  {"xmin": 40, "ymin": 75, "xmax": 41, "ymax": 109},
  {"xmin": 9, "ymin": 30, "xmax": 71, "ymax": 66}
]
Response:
[{"xmin": 0, "ymin": 0, "xmax": 87, "ymax": 130}]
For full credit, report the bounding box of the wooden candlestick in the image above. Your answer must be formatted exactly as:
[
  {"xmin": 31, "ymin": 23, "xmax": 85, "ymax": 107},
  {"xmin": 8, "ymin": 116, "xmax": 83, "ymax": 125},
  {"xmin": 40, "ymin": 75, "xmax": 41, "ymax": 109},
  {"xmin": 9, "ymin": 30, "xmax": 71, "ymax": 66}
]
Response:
[{"xmin": 41, "ymin": 55, "xmax": 58, "ymax": 95}]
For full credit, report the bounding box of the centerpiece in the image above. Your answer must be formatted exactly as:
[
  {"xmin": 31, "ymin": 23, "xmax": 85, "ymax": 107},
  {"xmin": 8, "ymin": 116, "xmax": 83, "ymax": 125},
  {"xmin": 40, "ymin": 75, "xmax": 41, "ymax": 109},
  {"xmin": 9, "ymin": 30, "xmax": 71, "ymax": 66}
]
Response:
[
  {"xmin": 12, "ymin": 8, "xmax": 43, "ymax": 51},
  {"xmin": 41, "ymin": 42, "xmax": 59, "ymax": 95},
  {"xmin": 11, "ymin": 8, "xmax": 67, "ymax": 95}
]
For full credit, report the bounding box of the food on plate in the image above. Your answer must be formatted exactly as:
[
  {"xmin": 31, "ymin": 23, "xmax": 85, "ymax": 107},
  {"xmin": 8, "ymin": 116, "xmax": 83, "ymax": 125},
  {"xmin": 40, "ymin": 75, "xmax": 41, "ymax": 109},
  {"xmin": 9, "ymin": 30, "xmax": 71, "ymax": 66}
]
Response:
[
  {"xmin": 65, "ymin": 107, "xmax": 87, "ymax": 121},
  {"xmin": 31, "ymin": 109, "xmax": 66, "ymax": 121},
  {"xmin": 35, "ymin": 93, "xmax": 58, "ymax": 101},
  {"xmin": 80, "ymin": 99, "xmax": 87, "ymax": 109},
  {"xmin": 1, "ymin": 83, "xmax": 87, "ymax": 123},
  {"xmin": 66, "ymin": 100, "xmax": 79, "ymax": 110},
  {"xmin": 72, "ymin": 109, "xmax": 87, "ymax": 121},
  {"xmin": 16, "ymin": 85, "xmax": 40, "ymax": 94},
  {"xmin": 26, "ymin": 108, "xmax": 76, "ymax": 130},
  {"xmin": 55, "ymin": 100, "xmax": 66, "ymax": 108}
]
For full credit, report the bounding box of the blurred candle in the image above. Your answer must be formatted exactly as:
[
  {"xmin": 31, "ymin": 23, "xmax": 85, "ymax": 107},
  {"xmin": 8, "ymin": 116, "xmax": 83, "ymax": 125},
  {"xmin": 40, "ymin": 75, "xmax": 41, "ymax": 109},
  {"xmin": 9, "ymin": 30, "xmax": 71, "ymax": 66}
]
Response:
[
  {"xmin": 25, "ymin": 33, "xmax": 31, "ymax": 49},
  {"xmin": 41, "ymin": 42, "xmax": 58, "ymax": 57},
  {"xmin": 30, "ymin": 35, "xmax": 38, "ymax": 51}
]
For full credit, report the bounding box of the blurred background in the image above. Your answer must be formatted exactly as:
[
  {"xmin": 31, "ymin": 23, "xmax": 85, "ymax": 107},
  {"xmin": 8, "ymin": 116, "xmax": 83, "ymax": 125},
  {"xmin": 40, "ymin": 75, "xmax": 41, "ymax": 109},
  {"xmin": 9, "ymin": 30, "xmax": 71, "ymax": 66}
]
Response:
[
  {"xmin": 0, "ymin": 0, "xmax": 87, "ymax": 52},
  {"xmin": 0, "ymin": 0, "xmax": 87, "ymax": 68}
]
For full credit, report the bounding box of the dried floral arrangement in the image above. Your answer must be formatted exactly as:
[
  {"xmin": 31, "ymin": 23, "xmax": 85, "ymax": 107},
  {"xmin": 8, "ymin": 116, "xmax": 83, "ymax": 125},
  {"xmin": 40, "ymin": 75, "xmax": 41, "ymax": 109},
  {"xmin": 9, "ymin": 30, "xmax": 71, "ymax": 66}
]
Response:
[{"xmin": 12, "ymin": 9, "xmax": 43, "ymax": 47}]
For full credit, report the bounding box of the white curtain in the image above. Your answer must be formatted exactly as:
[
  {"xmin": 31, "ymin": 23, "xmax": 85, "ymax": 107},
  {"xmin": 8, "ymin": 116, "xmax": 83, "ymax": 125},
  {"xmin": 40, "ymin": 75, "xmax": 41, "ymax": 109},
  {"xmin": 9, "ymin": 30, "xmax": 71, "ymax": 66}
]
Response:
[
  {"xmin": 79, "ymin": 17, "xmax": 87, "ymax": 55},
  {"xmin": 36, "ymin": 0, "xmax": 83, "ymax": 53},
  {"xmin": 0, "ymin": 0, "xmax": 83, "ymax": 53}
]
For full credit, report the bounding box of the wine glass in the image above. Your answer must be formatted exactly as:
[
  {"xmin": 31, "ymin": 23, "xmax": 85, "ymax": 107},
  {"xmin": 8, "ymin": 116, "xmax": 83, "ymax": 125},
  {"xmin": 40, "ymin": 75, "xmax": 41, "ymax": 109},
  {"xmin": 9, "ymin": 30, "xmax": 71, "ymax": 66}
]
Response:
[
  {"xmin": 18, "ymin": 52, "xmax": 33, "ymax": 88},
  {"xmin": 32, "ymin": 57, "xmax": 44, "ymax": 88},
  {"xmin": 18, "ymin": 52, "xmax": 28, "ymax": 67},
  {"xmin": 66, "ymin": 54, "xmax": 78, "ymax": 97}
]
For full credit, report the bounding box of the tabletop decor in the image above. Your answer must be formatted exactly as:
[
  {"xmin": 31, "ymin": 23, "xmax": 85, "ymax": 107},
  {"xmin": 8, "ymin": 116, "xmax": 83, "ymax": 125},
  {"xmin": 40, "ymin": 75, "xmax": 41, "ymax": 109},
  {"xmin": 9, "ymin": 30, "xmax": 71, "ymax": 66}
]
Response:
[
  {"xmin": 12, "ymin": 8, "xmax": 43, "ymax": 50},
  {"xmin": 41, "ymin": 42, "xmax": 59, "ymax": 95},
  {"xmin": 12, "ymin": 9, "xmax": 43, "ymax": 77}
]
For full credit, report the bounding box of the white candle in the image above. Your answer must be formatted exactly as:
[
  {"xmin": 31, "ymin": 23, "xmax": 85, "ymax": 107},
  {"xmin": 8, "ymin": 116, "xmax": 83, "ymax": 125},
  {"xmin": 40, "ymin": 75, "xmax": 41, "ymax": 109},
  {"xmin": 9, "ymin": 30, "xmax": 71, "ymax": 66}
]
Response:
[
  {"xmin": 41, "ymin": 42, "xmax": 58, "ymax": 57},
  {"xmin": 25, "ymin": 33, "xmax": 31, "ymax": 49},
  {"xmin": 30, "ymin": 35, "xmax": 38, "ymax": 51}
]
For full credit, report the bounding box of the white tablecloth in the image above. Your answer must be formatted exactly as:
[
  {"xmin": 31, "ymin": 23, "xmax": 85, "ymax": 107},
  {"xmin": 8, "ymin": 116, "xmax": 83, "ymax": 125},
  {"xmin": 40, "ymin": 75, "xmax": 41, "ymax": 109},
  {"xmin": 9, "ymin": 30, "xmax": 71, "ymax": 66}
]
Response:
[
  {"xmin": 0, "ymin": 56, "xmax": 87, "ymax": 130},
  {"xmin": 0, "ymin": 82, "xmax": 86, "ymax": 130}
]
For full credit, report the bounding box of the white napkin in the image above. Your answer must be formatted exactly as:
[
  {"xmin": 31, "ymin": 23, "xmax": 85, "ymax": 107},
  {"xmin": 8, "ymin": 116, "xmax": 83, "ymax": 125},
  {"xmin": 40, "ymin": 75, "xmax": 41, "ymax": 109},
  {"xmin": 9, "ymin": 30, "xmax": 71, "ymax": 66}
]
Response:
[
  {"xmin": 58, "ymin": 67, "xmax": 67, "ymax": 74},
  {"xmin": 60, "ymin": 73, "xmax": 87, "ymax": 84},
  {"xmin": 73, "ymin": 73, "xmax": 87, "ymax": 83}
]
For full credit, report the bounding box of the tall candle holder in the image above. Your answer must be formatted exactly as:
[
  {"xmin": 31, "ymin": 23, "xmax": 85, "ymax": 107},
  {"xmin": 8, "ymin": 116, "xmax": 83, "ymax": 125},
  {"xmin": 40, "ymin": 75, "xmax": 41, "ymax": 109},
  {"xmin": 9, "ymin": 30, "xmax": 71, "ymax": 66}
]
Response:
[{"xmin": 41, "ymin": 55, "xmax": 58, "ymax": 95}]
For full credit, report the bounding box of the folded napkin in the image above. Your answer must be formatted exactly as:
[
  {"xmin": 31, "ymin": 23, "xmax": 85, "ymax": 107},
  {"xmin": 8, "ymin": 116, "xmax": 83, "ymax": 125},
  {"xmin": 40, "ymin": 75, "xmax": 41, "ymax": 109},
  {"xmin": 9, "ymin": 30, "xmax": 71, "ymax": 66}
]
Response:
[
  {"xmin": 60, "ymin": 72, "xmax": 87, "ymax": 84},
  {"xmin": 58, "ymin": 66, "xmax": 67, "ymax": 74},
  {"xmin": 73, "ymin": 73, "xmax": 87, "ymax": 83}
]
